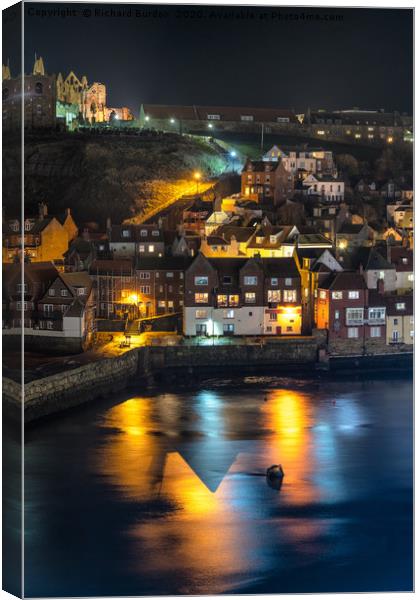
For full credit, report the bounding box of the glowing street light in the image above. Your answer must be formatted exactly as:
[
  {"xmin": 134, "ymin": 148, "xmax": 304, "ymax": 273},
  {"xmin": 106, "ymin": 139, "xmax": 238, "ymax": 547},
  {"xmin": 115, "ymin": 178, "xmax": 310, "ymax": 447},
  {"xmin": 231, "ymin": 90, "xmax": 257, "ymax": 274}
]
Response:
[
  {"xmin": 145, "ymin": 115, "xmax": 150, "ymax": 122},
  {"xmin": 194, "ymin": 171, "xmax": 201, "ymax": 194},
  {"xmin": 208, "ymin": 123, "xmax": 213, "ymax": 129},
  {"xmin": 170, "ymin": 118, "xmax": 175, "ymax": 124},
  {"xmin": 230, "ymin": 150, "xmax": 237, "ymax": 158}
]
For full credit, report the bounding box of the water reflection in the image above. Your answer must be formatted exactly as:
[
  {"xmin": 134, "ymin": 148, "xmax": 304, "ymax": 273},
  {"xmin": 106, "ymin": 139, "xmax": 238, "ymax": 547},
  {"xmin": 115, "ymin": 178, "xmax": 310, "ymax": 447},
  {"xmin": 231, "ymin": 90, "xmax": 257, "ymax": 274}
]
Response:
[
  {"xmin": 23, "ymin": 379, "xmax": 411, "ymax": 596},
  {"xmin": 93, "ymin": 388, "xmax": 334, "ymax": 591}
]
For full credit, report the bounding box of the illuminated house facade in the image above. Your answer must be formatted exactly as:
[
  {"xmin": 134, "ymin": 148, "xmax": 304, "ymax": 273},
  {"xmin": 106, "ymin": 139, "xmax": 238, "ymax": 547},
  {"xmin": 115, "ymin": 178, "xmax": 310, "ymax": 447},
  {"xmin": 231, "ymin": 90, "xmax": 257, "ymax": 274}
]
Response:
[
  {"xmin": 241, "ymin": 159, "xmax": 293, "ymax": 204},
  {"xmin": 3, "ymin": 204, "xmax": 78, "ymax": 264},
  {"xmin": 3, "ymin": 262, "xmax": 94, "ymax": 352},
  {"xmin": 184, "ymin": 254, "xmax": 302, "ymax": 337}
]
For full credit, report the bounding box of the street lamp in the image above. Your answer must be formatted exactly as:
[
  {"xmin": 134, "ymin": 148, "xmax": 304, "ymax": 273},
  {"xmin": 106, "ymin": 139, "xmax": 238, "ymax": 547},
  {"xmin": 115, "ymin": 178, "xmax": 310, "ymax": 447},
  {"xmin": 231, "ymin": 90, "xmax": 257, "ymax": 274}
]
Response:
[
  {"xmin": 194, "ymin": 171, "xmax": 201, "ymax": 194},
  {"xmin": 170, "ymin": 118, "xmax": 175, "ymax": 124},
  {"xmin": 229, "ymin": 150, "xmax": 237, "ymax": 172}
]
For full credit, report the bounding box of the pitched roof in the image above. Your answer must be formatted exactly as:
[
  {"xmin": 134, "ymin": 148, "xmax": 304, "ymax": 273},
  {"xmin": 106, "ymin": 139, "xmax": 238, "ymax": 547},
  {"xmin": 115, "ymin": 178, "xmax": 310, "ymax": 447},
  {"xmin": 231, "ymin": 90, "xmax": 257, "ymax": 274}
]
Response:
[
  {"xmin": 385, "ymin": 294, "xmax": 413, "ymax": 316},
  {"xmin": 89, "ymin": 259, "xmax": 133, "ymax": 276},
  {"xmin": 389, "ymin": 247, "xmax": 413, "ymax": 271},
  {"xmin": 261, "ymin": 258, "xmax": 300, "ymax": 278},
  {"xmin": 135, "ymin": 256, "xmax": 194, "ymax": 270},
  {"xmin": 337, "ymin": 223, "xmax": 367, "ymax": 235},
  {"xmin": 215, "ymin": 225, "xmax": 256, "ymax": 243},
  {"xmin": 142, "ymin": 104, "xmax": 298, "ymax": 123},
  {"xmin": 318, "ymin": 271, "xmax": 367, "ymax": 291},
  {"xmin": 347, "ymin": 247, "xmax": 394, "ymax": 271}
]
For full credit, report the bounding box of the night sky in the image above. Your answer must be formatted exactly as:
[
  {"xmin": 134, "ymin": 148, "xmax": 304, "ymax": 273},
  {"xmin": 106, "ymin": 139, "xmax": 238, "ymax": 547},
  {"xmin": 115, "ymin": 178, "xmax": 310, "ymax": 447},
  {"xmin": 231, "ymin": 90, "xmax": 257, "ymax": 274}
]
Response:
[{"xmin": 3, "ymin": 3, "xmax": 414, "ymax": 115}]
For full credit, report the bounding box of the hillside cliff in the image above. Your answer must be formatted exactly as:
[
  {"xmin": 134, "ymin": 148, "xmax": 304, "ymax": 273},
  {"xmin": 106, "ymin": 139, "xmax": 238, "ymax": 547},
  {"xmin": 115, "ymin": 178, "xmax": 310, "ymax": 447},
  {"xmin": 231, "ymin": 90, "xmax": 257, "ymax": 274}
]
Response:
[{"xmin": 3, "ymin": 131, "xmax": 228, "ymax": 224}]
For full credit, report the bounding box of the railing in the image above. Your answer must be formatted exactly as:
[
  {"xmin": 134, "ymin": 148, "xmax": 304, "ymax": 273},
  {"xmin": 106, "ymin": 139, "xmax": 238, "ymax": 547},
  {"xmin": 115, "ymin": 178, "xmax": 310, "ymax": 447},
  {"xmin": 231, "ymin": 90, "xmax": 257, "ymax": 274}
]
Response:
[
  {"xmin": 388, "ymin": 337, "xmax": 403, "ymax": 344},
  {"xmin": 367, "ymin": 319, "xmax": 386, "ymax": 325}
]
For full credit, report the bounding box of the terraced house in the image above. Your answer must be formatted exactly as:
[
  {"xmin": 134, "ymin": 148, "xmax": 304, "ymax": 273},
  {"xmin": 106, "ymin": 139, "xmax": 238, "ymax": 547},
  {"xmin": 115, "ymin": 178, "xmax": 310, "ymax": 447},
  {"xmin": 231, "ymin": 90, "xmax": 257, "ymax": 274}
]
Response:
[
  {"xmin": 183, "ymin": 254, "xmax": 302, "ymax": 337},
  {"xmin": 3, "ymin": 262, "xmax": 94, "ymax": 352}
]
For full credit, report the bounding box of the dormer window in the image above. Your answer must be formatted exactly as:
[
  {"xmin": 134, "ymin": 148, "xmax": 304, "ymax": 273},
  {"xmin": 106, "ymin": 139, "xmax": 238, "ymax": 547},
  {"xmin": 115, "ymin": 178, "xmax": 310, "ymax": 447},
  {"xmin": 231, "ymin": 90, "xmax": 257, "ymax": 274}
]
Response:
[
  {"xmin": 270, "ymin": 235, "xmax": 277, "ymax": 244},
  {"xmin": 48, "ymin": 289, "xmax": 55, "ymax": 296},
  {"xmin": 61, "ymin": 289, "xmax": 69, "ymax": 297},
  {"xmin": 122, "ymin": 229, "xmax": 130, "ymax": 238},
  {"xmin": 77, "ymin": 288, "xmax": 85, "ymax": 295},
  {"xmin": 152, "ymin": 230, "xmax": 159, "ymax": 237},
  {"xmin": 140, "ymin": 230, "xmax": 147, "ymax": 237}
]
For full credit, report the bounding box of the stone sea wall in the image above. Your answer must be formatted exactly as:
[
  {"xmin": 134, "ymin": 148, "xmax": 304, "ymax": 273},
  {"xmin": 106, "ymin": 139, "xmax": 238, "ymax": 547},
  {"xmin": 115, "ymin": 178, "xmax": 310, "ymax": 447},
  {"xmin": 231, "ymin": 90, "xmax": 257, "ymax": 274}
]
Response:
[
  {"xmin": 2, "ymin": 334, "xmax": 412, "ymax": 423},
  {"xmin": 4, "ymin": 349, "xmax": 139, "ymax": 423}
]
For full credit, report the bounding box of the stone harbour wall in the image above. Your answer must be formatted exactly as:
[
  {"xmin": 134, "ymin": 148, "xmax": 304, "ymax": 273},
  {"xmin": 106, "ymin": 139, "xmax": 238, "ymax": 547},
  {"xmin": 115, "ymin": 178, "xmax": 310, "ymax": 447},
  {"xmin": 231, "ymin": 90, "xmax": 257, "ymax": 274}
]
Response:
[
  {"xmin": 2, "ymin": 333, "xmax": 412, "ymax": 423},
  {"xmin": 20, "ymin": 349, "xmax": 138, "ymax": 422}
]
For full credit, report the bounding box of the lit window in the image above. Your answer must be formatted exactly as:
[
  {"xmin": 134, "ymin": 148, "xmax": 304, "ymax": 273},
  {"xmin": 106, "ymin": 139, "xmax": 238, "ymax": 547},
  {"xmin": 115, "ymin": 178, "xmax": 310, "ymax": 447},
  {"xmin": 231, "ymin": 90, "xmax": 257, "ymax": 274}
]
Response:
[
  {"xmin": 224, "ymin": 309, "xmax": 234, "ymax": 319},
  {"xmin": 245, "ymin": 292, "xmax": 256, "ymax": 304},
  {"xmin": 346, "ymin": 308, "xmax": 363, "ymax": 325},
  {"xmin": 195, "ymin": 293, "xmax": 208, "ymax": 304},
  {"xmin": 138, "ymin": 272, "xmax": 150, "ymax": 279},
  {"xmin": 348, "ymin": 291, "xmax": 359, "ymax": 299},
  {"xmin": 319, "ymin": 290, "xmax": 327, "ymax": 299},
  {"xmin": 195, "ymin": 276, "xmax": 208, "ymax": 286},
  {"xmin": 122, "ymin": 230, "xmax": 130, "ymax": 238},
  {"xmin": 284, "ymin": 290, "xmax": 297, "ymax": 302},
  {"xmin": 285, "ymin": 278, "xmax": 292, "ymax": 286},
  {"xmin": 396, "ymin": 303, "xmax": 405, "ymax": 310},
  {"xmin": 408, "ymin": 274, "xmax": 414, "ymax": 281},
  {"xmin": 268, "ymin": 290, "xmax": 281, "ymax": 303},
  {"xmin": 271, "ymin": 278, "xmax": 278, "ymax": 286},
  {"xmin": 217, "ymin": 295, "xmax": 228, "ymax": 307},
  {"xmin": 77, "ymin": 288, "xmax": 85, "ymax": 295},
  {"xmin": 148, "ymin": 245, "xmax": 155, "ymax": 252},
  {"xmin": 332, "ymin": 291, "xmax": 342, "ymax": 300},
  {"xmin": 229, "ymin": 295, "xmax": 239, "ymax": 307},
  {"xmin": 139, "ymin": 245, "xmax": 145, "ymax": 252},
  {"xmin": 240, "ymin": 115, "xmax": 254, "ymax": 122}
]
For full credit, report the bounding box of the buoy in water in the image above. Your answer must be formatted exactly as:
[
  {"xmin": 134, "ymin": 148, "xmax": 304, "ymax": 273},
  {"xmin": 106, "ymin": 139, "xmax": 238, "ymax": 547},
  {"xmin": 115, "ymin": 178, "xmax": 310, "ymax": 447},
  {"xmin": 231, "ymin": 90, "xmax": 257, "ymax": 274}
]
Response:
[{"xmin": 266, "ymin": 464, "xmax": 284, "ymax": 480}]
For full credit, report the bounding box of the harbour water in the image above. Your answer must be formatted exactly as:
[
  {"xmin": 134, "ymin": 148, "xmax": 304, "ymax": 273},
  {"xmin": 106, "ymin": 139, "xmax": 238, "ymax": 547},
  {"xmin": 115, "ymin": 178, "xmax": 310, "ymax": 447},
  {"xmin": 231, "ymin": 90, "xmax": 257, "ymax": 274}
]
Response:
[{"xmin": 20, "ymin": 375, "xmax": 412, "ymax": 596}]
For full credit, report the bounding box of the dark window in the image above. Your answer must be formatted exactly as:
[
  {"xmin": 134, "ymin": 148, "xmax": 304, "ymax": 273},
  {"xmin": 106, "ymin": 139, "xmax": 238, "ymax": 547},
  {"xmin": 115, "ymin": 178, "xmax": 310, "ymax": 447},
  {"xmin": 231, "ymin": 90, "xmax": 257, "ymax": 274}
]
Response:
[
  {"xmin": 35, "ymin": 82, "xmax": 43, "ymax": 95},
  {"xmin": 2, "ymin": 88, "xmax": 9, "ymax": 101}
]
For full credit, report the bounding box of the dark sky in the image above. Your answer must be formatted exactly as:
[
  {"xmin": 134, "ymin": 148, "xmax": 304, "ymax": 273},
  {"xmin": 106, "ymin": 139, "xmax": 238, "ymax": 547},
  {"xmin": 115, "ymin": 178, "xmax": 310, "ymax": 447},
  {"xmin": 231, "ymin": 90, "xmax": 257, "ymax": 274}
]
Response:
[{"xmin": 4, "ymin": 3, "xmax": 414, "ymax": 115}]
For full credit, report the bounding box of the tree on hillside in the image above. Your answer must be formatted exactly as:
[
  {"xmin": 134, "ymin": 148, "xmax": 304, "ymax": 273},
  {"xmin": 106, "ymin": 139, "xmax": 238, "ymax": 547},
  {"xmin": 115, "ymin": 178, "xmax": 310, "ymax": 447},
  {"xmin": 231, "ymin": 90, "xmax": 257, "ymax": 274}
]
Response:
[{"xmin": 336, "ymin": 154, "xmax": 360, "ymax": 183}]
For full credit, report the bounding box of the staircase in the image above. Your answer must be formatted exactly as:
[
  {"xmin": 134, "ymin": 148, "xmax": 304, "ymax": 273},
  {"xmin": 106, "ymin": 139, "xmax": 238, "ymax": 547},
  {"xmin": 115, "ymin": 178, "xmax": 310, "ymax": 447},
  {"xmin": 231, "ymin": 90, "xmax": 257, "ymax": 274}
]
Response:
[{"xmin": 125, "ymin": 319, "xmax": 141, "ymax": 335}]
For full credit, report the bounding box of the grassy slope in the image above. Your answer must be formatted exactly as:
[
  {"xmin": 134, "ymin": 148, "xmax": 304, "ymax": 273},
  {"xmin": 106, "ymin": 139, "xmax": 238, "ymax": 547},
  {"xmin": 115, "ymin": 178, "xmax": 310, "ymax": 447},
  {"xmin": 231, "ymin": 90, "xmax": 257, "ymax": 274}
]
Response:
[{"xmin": 3, "ymin": 132, "xmax": 227, "ymax": 225}]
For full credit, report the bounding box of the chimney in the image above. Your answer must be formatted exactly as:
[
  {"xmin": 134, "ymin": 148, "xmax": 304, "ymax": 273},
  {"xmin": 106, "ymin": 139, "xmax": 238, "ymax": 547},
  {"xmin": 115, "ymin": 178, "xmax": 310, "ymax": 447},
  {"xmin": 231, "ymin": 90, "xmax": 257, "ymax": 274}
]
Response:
[
  {"xmin": 82, "ymin": 228, "xmax": 90, "ymax": 241},
  {"xmin": 38, "ymin": 202, "xmax": 48, "ymax": 219},
  {"xmin": 65, "ymin": 208, "xmax": 71, "ymax": 216},
  {"xmin": 377, "ymin": 278, "xmax": 385, "ymax": 295},
  {"xmin": 106, "ymin": 217, "xmax": 112, "ymax": 231}
]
